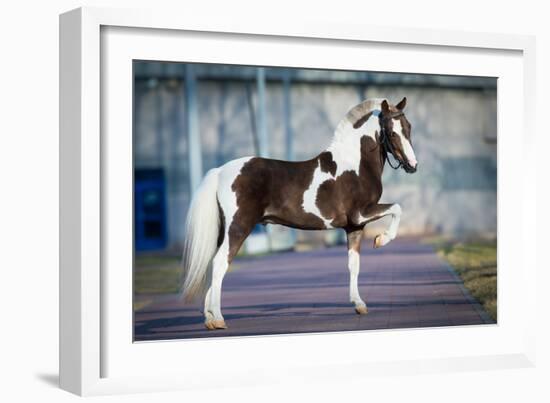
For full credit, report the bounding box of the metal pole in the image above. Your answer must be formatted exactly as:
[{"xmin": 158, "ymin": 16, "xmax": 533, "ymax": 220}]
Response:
[
  {"xmin": 256, "ymin": 67, "xmax": 269, "ymax": 158},
  {"xmin": 153, "ymin": 78, "xmax": 164, "ymax": 165},
  {"xmin": 255, "ymin": 67, "xmax": 273, "ymax": 251},
  {"xmin": 282, "ymin": 70, "xmax": 293, "ymax": 161},
  {"xmin": 185, "ymin": 64, "xmax": 203, "ymax": 194},
  {"xmin": 282, "ymin": 69, "xmax": 296, "ymax": 248}
]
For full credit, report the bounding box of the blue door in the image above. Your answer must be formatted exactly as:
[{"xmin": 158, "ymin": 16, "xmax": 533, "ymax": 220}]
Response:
[{"xmin": 135, "ymin": 168, "xmax": 168, "ymax": 251}]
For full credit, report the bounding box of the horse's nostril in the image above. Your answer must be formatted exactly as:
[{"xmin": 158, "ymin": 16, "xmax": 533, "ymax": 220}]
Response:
[{"xmin": 405, "ymin": 163, "xmax": 417, "ymax": 173}]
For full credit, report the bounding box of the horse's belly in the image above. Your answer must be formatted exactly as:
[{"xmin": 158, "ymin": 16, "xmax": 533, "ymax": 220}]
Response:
[{"xmin": 261, "ymin": 211, "xmax": 329, "ymax": 231}]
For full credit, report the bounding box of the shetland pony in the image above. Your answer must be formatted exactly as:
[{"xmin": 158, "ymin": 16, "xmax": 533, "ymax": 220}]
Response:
[{"xmin": 181, "ymin": 97, "xmax": 417, "ymax": 330}]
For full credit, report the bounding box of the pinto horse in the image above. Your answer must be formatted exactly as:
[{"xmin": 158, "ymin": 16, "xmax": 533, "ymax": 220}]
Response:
[{"xmin": 180, "ymin": 97, "xmax": 417, "ymax": 330}]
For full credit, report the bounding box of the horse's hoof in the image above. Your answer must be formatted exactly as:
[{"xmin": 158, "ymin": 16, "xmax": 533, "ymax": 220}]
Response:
[
  {"xmin": 373, "ymin": 234, "xmax": 388, "ymax": 249},
  {"xmin": 213, "ymin": 319, "xmax": 227, "ymax": 329},
  {"xmin": 205, "ymin": 319, "xmax": 227, "ymax": 330},
  {"xmin": 355, "ymin": 305, "xmax": 368, "ymax": 315}
]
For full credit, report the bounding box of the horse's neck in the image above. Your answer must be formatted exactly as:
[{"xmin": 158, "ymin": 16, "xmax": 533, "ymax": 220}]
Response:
[{"xmin": 325, "ymin": 118, "xmax": 383, "ymax": 178}]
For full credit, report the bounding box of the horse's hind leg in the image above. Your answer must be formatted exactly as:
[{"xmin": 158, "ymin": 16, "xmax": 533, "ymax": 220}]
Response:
[
  {"xmin": 346, "ymin": 228, "xmax": 368, "ymax": 315},
  {"xmin": 204, "ymin": 241, "xmax": 230, "ymax": 330},
  {"xmin": 204, "ymin": 214, "xmax": 257, "ymax": 330}
]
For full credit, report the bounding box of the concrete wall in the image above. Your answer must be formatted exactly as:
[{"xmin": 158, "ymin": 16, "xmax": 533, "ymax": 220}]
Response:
[{"xmin": 134, "ymin": 74, "xmax": 497, "ymax": 249}]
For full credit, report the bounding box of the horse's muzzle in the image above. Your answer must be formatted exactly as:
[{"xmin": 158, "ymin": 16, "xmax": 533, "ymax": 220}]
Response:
[{"xmin": 403, "ymin": 163, "xmax": 417, "ymax": 173}]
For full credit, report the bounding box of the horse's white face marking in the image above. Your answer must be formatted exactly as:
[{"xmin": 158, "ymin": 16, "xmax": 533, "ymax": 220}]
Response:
[
  {"xmin": 302, "ymin": 161, "xmax": 334, "ymax": 228},
  {"xmin": 392, "ymin": 119, "xmax": 417, "ymax": 168}
]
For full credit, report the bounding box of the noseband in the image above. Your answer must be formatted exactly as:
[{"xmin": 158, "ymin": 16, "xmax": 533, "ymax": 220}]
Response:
[{"xmin": 379, "ymin": 112, "xmax": 404, "ymax": 170}]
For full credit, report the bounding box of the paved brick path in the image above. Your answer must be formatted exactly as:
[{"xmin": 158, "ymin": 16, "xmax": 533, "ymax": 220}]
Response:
[{"xmin": 134, "ymin": 237, "xmax": 493, "ymax": 341}]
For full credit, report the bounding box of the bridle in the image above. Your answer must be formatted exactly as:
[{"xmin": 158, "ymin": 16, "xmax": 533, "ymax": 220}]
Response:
[{"xmin": 379, "ymin": 111, "xmax": 405, "ymax": 170}]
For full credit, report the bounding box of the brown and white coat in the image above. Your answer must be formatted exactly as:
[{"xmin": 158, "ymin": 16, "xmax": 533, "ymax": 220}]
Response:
[{"xmin": 181, "ymin": 97, "xmax": 417, "ymax": 330}]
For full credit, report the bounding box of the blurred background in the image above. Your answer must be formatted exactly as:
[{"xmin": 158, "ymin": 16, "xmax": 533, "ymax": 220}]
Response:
[{"xmin": 133, "ymin": 61, "xmax": 497, "ymax": 255}]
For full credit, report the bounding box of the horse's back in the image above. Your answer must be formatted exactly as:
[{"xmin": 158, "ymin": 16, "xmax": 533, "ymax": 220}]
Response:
[{"xmin": 216, "ymin": 154, "xmax": 313, "ymax": 204}]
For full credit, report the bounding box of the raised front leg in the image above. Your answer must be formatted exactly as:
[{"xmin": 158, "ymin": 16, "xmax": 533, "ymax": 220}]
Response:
[
  {"xmin": 346, "ymin": 229, "xmax": 368, "ymax": 315},
  {"xmin": 362, "ymin": 203, "xmax": 402, "ymax": 248}
]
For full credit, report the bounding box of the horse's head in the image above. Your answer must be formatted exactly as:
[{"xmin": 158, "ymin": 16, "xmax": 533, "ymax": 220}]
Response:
[{"xmin": 379, "ymin": 97, "xmax": 418, "ymax": 173}]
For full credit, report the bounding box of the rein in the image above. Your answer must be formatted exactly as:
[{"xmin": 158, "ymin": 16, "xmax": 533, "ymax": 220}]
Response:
[{"xmin": 379, "ymin": 112, "xmax": 404, "ymax": 170}]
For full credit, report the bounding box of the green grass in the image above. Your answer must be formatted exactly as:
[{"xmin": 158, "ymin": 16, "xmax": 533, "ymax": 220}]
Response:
[
  {"xmin": 133, "ymin": 298, "xmax": 154, "ymax": 312},
  {"xmin": 431, "ymin": 238, "xmax": 497, "ymax": 321},
  {"xmin": 134, "ymin": 255, "xmax": 182, "ymax": 295},
  {"xmin": 134, "ymin": 254, "xmax": 245, "ymax": 295}
]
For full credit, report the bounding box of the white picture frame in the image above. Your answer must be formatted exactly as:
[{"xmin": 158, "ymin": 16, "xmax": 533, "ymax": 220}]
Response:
[{"xmin": 59, "ymin": 6, "xmax": 537, "ymax": 396}]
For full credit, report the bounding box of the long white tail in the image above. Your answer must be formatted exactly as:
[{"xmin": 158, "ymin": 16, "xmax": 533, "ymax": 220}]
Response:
[{"xmin": 180, "ymin": 168, "xmax": 221, "ymax": 301}]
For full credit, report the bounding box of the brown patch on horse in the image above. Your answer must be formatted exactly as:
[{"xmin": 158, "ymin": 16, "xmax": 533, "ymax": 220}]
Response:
[
  {"xmin": 398, "ymin": 114, "xmax": 412, "ymax": 140},
  {"xmin": 216, "ymin": 199, "xmax": 225, "ymax": 248},
  {"xmin": 228, "ymin": 157, "xmax": 327, "ymax": 259},
  {"xmin": 318, "ymin": 152, "xmax": 337, "ymax": 176},
  {"xmin": 352, "ymin": 111, "xmax": 372, "ymax": 129},
  {"xmin": 359, "ymin": 136, "xmax": 385, "ymax": 192},
  {"xmin": 388, "ymin": 133, "xmax": 406, "ymax": 161},
  {"xmin": 315, "ymin": 135, "xmax": 384, "ymax": 229},
  {"xmin": 315, "ymin": 171, "xmax": 360, "ymax": 227}
]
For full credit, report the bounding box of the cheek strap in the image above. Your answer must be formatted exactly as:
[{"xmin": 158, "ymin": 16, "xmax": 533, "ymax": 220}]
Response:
[{"xmin": 379, "ymin": 121, "xmax": 403, "ymax": 170}]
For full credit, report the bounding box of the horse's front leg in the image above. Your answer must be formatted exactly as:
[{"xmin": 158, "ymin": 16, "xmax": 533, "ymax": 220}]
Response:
[
  {"xmin": 346, "ymin": 229, "xmax": 368, "ymax": 315},
  {"xmin": 363, "ymin": 203, "xmax": 402, "ymax": 248}
]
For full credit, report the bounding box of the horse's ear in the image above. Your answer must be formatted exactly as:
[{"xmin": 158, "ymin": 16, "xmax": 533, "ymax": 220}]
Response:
[
  {"xmin": 381, "ymin": 100, "xmax": 390, "ymax": 114},
  {"xmin": 396, "ymin": 97, "xmax": 407, "ymax": 110}
]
